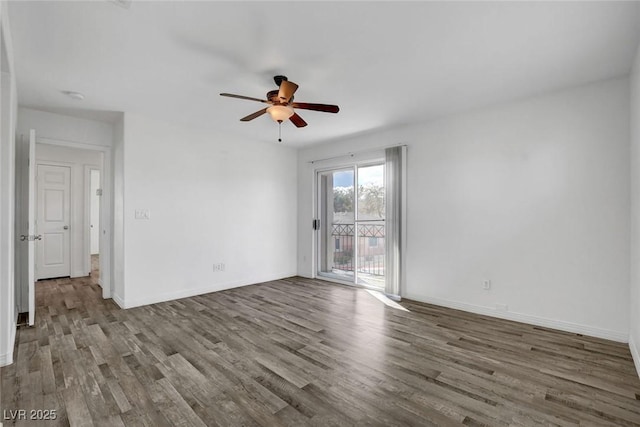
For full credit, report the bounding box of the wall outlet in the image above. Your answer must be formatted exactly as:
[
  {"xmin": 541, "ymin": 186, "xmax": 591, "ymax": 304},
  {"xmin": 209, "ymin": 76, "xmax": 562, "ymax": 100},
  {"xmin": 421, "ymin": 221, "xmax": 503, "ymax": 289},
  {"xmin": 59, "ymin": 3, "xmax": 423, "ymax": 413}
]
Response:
[
  {"xmin": 213, "ymin": 263, "xmax": 225, "ymax": 272},
  {"xmin": 482, "ymin": 279, "xmax": 491, "ymax": 290},
  {"xmin": 496, "ymin": 304, "xmax": 509, "ymax": 312}
]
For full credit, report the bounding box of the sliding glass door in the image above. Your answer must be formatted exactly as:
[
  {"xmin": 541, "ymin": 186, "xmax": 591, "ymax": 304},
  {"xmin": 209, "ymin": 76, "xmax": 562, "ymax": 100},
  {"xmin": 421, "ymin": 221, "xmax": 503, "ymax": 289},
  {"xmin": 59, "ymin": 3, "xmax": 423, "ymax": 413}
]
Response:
[
  {"xmin": 317, "ymin": 163, "xmax": 385, "ymax": 288},
  {"xmin": 356, "ymin": 164, "xmax": 385, "ymax": 288},
  {"xmin": 318, "ymin": 168, "xmax": 355, "ymax": 281}
]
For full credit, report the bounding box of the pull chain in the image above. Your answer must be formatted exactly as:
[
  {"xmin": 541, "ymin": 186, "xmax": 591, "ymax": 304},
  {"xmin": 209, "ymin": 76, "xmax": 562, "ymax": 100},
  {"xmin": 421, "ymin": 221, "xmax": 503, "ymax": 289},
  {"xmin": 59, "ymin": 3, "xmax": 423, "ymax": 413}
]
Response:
[{"xmin": 278, "ymin": 120, "xmax": 282, "ymax": 142}]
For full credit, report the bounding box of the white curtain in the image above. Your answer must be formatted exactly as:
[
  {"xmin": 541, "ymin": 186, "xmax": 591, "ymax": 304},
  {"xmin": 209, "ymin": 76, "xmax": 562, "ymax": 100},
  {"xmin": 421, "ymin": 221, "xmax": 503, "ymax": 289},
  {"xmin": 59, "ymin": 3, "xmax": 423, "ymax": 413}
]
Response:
[{"xmin": 385, "ymin": 146, "xmax": 405, "ymax": 299}]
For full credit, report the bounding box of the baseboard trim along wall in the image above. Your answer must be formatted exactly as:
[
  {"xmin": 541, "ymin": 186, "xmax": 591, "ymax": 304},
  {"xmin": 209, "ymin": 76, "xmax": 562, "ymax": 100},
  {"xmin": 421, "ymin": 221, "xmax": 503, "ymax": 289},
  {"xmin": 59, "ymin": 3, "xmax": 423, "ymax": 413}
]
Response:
[
  {"xmin": 112, "ymin": 293, "xmax": 126, "ymax": 310},
  {"xmin": 406, "ymin": 294, "xmax": 629, "ymax": 343},
  {"xmin": 113, "ymin": 272, "xmax": 298, "ymax": 309},
  {"xmin": 630, "ymin": 334, "xmax": 640, "ymax": 379}
]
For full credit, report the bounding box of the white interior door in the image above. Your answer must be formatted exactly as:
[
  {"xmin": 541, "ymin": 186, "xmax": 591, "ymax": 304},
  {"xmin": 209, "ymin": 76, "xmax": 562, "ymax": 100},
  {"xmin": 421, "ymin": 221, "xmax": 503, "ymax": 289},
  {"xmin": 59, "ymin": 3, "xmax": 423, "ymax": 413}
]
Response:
[
  {"xmin": 36, "ymin": 164, "xmax": 71, "ymax": 280},
  {"xmin": 27, "ymin": 130, "xmax": 36, "ymax": 325}
]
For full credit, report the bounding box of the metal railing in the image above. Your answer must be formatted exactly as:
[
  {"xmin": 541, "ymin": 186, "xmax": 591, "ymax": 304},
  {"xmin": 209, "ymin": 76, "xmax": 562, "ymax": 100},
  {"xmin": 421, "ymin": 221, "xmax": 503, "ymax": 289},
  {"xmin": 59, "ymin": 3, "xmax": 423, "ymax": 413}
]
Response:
[{"xmin": 332, "ymin": 223, "xmax": 385, "ymax": 276}]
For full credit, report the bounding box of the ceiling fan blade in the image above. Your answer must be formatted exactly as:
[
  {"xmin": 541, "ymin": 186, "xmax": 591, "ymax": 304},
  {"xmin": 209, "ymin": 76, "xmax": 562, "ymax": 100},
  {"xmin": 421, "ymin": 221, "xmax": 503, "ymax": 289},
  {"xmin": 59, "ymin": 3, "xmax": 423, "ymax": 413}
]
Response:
[
  {"xmin": 220, "ymin": 93, "xmax": 269, "ymax": 103},
  {"xmin": 289, "ymin": 112, "xmax": 308, "ymax": 128},
  {"xmin": 240, "ymin": 108, "xmax": 268, "ymax": 121},
  {"xmin": 291, "ymin": 102, "xmax": 339, "ymax": 113},
  {"xmin": 278, "ymin": 80, "xmax": 299, "ymax": 103}
]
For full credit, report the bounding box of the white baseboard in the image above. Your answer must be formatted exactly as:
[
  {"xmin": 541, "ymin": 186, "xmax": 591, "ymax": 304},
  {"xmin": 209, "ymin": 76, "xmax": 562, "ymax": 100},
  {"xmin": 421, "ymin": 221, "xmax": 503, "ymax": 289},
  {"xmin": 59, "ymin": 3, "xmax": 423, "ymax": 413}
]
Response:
[
  {"xmin": 112, "ymin": 293, "xmax": 126, "ymax": 309},
  {"xmin": 630, "ymin": 334, "xmax": 640, "ymax": 379},
  {"xmin": 405, "ymin": 294, "xmax": 629, "ymax": 343},
  {"xmin": 118, "ymin": 272, "xmax": 298, "ymax": 309}
]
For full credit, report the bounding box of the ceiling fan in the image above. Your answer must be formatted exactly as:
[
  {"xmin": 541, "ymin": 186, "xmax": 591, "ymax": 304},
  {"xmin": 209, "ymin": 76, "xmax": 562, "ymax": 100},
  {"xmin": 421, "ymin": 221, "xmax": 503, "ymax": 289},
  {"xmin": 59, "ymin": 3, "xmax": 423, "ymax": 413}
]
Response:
[{"xmin": 220, "ymin": 75, "xmax": 339, "ymax": 141}]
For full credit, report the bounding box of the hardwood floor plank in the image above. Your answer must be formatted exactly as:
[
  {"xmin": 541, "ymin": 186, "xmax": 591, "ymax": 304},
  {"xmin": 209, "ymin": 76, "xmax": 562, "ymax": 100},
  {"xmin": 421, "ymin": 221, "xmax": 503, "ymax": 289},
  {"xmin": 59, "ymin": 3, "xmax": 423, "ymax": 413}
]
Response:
[
  {"xmin": 62, "ymin": 385, "xmax": 95, "ymax": 427},
  {"xmin": 2, "ymin": 275, "xmax": 640, "ymax": 426}
]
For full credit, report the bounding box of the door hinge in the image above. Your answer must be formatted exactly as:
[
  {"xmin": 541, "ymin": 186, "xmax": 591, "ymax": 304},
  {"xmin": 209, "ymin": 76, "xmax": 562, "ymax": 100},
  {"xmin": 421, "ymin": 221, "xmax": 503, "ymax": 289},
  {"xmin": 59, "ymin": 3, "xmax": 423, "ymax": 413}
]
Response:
[{"xmin": 312, "ymin": 219, "xmax": 320, "ymax": 230}]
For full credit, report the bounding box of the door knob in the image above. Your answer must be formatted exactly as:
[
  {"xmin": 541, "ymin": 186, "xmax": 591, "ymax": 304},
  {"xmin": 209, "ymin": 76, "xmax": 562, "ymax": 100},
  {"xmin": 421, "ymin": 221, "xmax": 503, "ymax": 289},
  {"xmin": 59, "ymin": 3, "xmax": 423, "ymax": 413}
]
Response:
[{"xmin": 63, "ymin": 225, "xmax": 69, "ymax": 230}]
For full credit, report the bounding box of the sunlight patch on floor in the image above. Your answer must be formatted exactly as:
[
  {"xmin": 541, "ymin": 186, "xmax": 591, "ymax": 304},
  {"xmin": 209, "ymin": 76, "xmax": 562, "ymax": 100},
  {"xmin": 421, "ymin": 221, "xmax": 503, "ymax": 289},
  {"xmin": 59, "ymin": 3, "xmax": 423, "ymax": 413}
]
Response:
[{"xmin": 366, "ymin": 289, "xmax": 410, "ymax": 311}]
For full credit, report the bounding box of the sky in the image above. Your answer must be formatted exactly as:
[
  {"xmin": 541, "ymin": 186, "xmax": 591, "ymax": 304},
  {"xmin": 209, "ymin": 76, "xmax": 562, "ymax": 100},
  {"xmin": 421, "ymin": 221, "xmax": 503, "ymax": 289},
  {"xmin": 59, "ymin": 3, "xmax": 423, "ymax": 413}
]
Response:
[{"xmin": 334, "ymin": 165, "xmax": 383, "ymax": 188}]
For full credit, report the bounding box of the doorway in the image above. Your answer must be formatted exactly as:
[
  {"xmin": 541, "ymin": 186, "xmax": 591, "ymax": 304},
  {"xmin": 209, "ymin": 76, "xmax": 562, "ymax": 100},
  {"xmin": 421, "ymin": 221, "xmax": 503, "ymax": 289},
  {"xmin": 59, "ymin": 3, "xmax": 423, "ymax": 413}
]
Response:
[
  {"xmin": 88, "ymin": 168, "xmax": 100, "ymax": 283},
  {"xmin": 317, "ymin": 163, "xmax": 385, "ymax": 288},
  {"xmin": 14, "ymin": 131, "xmax": 113, "ymax": 332},
  {"xmin": 35, "ymin": 164, "xmax": 71, "ymax": 280},
  {"xmin": 31, "ymin": 144, "xmax": 104, "ymax": 285}
]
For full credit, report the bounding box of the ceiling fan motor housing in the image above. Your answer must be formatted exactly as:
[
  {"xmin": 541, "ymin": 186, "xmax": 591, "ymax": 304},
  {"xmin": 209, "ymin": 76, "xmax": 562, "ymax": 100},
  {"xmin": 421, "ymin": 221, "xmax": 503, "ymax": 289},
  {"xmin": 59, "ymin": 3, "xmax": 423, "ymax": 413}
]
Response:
[
  {"xmin": 273, "ymin": 75, "xmax": 288, "ymax": 87},
  {"xmin": 267, "ymin": 89, "xmax": 293, "ymax": 104},
  {"xmin": 267, "ymin": 90, "xmax": 281, "ymax": 103}
]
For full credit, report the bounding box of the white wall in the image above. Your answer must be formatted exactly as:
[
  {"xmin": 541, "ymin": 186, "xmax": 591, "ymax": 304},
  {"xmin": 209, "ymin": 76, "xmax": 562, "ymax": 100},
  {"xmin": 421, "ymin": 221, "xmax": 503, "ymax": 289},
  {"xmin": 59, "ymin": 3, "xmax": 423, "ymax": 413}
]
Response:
[
  {"xmin": 35, "ymin": 144, "xmax": 101, "ymax": 278},
  {"xmin": 0, "ymin": 0, "xmax": 18, "ymax": 367},
  {"xmin": 17, "ymin": 107, "xmax": 113, "ymax": 147},
  {"xmin": 115, "ymin": 113, "xmax": 298, "ymax": 308},
  {"xmin": 629, "ymin": 44, "xmax": 640, "ymax": 374},
  {"xmin": 299, "ymin": 77, "xmax": 631, "ymax": 341}
]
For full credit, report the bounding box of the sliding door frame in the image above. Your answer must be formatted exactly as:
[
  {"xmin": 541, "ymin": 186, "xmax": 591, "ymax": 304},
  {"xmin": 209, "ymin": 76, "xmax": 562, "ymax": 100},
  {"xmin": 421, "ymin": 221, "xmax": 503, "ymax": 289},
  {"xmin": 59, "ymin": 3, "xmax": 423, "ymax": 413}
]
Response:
[{"xmin": 313, "ymin": 157, "xmax": 385, "ymax": 289}]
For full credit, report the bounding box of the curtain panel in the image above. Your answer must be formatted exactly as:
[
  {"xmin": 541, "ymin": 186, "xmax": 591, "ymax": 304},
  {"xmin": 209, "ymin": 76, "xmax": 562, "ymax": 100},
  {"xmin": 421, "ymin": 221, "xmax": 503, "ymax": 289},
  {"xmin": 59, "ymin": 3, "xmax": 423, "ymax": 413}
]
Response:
[{"xmin": 384, "ymin": 146, "xmax": 405, "ymax": 299}]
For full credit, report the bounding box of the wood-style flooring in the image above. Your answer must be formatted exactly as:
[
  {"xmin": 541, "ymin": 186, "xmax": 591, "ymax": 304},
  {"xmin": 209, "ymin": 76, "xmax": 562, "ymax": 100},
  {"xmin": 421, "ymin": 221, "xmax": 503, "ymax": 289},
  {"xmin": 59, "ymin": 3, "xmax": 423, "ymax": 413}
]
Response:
[{"xmin": 2, "ymin": 273, "xmax": 640, "ymax": 426}]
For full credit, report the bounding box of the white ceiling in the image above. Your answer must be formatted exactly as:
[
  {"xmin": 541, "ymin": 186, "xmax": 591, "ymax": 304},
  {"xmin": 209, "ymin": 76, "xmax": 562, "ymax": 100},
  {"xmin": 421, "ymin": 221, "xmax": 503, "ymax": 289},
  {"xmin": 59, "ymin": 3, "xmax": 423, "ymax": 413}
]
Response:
[{"xmin": 8, "ymin": 1, "xmax": 640, "ymax": 146}]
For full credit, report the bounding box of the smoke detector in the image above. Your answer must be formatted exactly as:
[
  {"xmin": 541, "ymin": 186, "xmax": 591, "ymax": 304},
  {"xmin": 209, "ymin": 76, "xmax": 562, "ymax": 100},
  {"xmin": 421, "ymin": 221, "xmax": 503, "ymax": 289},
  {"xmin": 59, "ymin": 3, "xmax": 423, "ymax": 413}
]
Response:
[{"xmin": 61, "ymin": 90, "xmax": 85, "ymax": 101}]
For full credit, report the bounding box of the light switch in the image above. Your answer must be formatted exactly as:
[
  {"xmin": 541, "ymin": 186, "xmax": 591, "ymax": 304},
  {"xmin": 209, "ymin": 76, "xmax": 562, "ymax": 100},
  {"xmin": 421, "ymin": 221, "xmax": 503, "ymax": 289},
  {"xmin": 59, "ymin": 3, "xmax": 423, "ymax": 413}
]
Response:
[{"xmin": 135, "ymin": 209, "xmax": 150, "ymax": 220}]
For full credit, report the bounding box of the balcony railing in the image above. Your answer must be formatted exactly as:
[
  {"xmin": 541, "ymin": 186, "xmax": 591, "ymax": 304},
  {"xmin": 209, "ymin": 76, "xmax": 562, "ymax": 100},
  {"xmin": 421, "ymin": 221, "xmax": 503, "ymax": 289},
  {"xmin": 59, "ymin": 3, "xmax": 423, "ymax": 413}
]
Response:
[{"xmin": 332, "ymin": 223, "xmax": 385, "ymax": 276}]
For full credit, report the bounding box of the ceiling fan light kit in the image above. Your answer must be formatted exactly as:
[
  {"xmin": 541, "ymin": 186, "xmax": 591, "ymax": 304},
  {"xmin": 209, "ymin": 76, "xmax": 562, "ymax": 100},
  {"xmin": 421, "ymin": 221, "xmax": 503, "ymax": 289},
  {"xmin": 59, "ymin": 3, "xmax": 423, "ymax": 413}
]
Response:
[
  {"xmin": 220, "ymin": 75, "xmax": 339, "ymax": 142},
  {"xmin": 267, "ymin": 105, "xmax": 294, "ymax": 122}
]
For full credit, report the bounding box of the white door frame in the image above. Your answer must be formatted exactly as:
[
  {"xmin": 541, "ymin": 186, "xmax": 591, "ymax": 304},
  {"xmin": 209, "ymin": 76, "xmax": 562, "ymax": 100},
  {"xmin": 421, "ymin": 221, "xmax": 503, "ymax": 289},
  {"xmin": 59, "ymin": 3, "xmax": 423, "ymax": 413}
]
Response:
[
  {"xmin": 313, "ymin": 157, "xmax": 385, "ymax": 289},
  {"xmin": 27, "ymin": 131, "xmax": 35, "ymax": 325},
  {"xmin": 37, "ymin": 137, "xmax": 113, "ymax": 299},
  {"xmin": 84, "ymin": 165, "xmax": 101, "ymax": 276}
]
